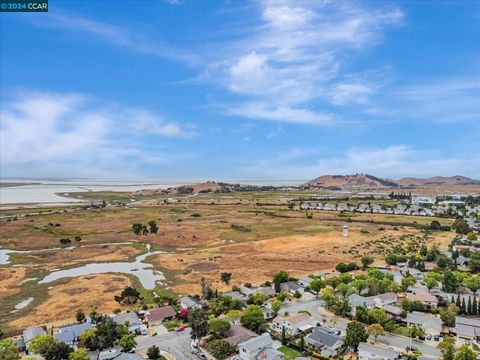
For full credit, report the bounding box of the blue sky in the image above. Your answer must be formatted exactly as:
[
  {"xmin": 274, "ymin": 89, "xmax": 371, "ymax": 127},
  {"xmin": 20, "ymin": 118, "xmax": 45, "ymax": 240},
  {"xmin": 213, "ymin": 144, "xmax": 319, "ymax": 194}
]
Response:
[{"xmin": 1, "ymin": 0, "xmax": 479, "ymax": 181}]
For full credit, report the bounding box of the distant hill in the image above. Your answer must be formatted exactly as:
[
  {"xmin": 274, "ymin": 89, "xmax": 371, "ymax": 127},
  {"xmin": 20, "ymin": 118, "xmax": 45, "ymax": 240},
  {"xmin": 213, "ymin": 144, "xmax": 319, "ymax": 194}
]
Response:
[
  {"xmin": 397, "ymin": 176, "xmax": 480, "ymax": 187},
  {"xmin": 302, "ymin": 174, "xmax": 398, "ymax": 190},
  {"xmin": 133, "ymin": 181, "xmax": 279, "ymax": 196}
]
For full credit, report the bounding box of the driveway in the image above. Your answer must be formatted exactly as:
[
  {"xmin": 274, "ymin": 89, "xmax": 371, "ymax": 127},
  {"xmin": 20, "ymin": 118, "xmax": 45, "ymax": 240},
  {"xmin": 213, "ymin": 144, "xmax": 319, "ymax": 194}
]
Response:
[{"xmin": 136, "ymin": 328, "xmax": 198, "ymax": 360}]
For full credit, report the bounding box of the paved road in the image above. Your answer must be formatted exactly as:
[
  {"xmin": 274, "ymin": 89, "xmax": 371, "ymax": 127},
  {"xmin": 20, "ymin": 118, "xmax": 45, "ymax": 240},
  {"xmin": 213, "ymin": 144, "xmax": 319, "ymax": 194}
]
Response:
[{"xmin": 136, "ymin": 328, "xmax": 197, "ymax": 360}]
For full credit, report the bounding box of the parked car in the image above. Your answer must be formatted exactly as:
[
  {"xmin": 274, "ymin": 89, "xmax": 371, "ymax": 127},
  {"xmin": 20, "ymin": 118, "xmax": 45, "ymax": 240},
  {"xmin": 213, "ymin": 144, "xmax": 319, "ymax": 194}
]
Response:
[
  {"xmin": 434, "ymin": 335, "xmax": 440, "ymax": 341},
  {"xmin": 197, "ymin": 354, "xmax": 207, "ymax": 360},
  {"xmin": 175, "ymin": 326, "xmax": 185, "ymax": 332},
  {"xmin": 426, "ymin": 334, "xmax": 432, "ymax": 340},
  {"xmin": 406, "ymin": 345, "xmax": 417, "ymax": 351},
  {"xmin": 191, "ymin": 349, "xmax": 199, "ymax": 355}
]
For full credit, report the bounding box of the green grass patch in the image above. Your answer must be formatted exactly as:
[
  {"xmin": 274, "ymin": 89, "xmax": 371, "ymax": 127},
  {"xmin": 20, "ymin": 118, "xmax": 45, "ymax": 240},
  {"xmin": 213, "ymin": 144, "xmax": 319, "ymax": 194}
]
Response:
[{"xmin": 278, "ymin": 346, "xmax": 301, "ymax": 360}]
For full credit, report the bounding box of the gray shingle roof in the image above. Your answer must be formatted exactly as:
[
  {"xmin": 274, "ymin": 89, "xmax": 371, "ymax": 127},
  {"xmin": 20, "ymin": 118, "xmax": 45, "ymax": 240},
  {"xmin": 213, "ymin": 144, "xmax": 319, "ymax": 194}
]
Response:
[
  {"xmin": 23, "ymin": 326, "xmax": 45, "ymax": 343},
  {"xmin": 180, "ymin": 296, "xmax": 200, "ymax": 308},
  {"xmin": 305, "ymin": 327, "xmax": 343, "ymax": 349},
  {"xmin": 111, "ymin": 312, "xmax": 141, "ymax": 326},
  {"xmin": 358, "ymin": 342, "xmax": 399, "ymax": 359},
  {"xmin": 239, "ymin": 333, "xmax": 273, "ymax": 352},
  {"xmin": 406, "ymin": 312, "xmax": 442, "ymax": 332},
  {"xmin": 59, "ymin": 322, "xmax": 93, "ymax": 339}
]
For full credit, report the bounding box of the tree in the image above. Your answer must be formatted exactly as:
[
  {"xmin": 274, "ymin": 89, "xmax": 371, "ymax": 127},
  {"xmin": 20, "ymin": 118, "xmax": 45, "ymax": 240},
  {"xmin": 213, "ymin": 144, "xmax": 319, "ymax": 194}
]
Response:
[
  {"xmin": 440, "ymin": 304, "xmax": 459, "ymax": 327},
  {"xmin": 250, "ymin": 292, "xmax": 268, "ymax": 305},
  {"xmin": 132, "ymin": 223, "xmax": 143, "ymax": 235},
  {"xmin": 188, "ymin": 308, "xmax": 208, "ymax": 340},
  {"xmin": 146, "ymin": 345, "xmax": 161, "ymax": 360},
  {"xmin": 0, "ymin": 339, "xmax": 20, "ymax": 360},
  {"xmin": 114, "ymin": 287, "xmax": 141, "ymax": 304},
  {"xmin": 79, "ymin": 329, "xmax": 97, "ymax": 351},
  {"xmin": 273, "ymin": 271, "xmax": 289, "ymax": 284},
  {"xmin": 345, "ymin": 321, "xmax": 368, "ymax": 350},
  {"xmin": 467, "ymin": 232, "xmax": 478, "ymax": 241},
  {"xmin": 281, "ymin": 326, "xmax": 287, "ymax": 345},
  {"xmin": 43, "ymin": 342, "xmax": 73, "ymax": 360},
  {"xmin": 272, "ymin": 299, "xmax": 282, "ymax": 315},
  {"xmin": 443, "ymin": 270, "xmax": 458, "ymax": 293},
  {"xmin": 220, "ymin": 272, "xmax": 232, "ymax": 285},
  {"xmin": 205, "ymin": 339, "xmax": 232, "ymax": 360},
  {"xmin": 424, "ymin": 277, "xmax": 438, "ymax": 291},
  {"xmin": 208, "ymin": 319, "xmax": 231, "ymax": 338},
  {"xmin": 430, "ymin": 220, "xmax": 441, "ymax": 230},
  {"xmin": 68, "ymin": 349, "xmax": 90, "ymax": 360},
  {"xmin": 241, "ymin": 305, "xmax": 266, "ymax": 331},
  {"xmin": 367, "ymin": 309, "xmax": 387, "ymax": 325},
  {"xmin": 367, "ymin": 324, "xmax": 384, "ymax": 342},
  {"xmin": 28, "ymin": 335, "xmax": 57, "ymax": 356},
  {"xmin": 76, "ymin": 309, "xmax": 86, "ymax": 323},
  {"xmin": 148, "ymin": 220, "xmax": 158, "ymax": 234},
  {"xmin": 361, "ymin": 255, "xmax": 374, "ymax": 270},
  {"xmin": 452, "ymin": 219, "xmax": 469, "ymax": 235},
  {"xmin": 225, "ymin": 310, "xmax": 242, "ymax": 324},
  {"xmin": 309, "ymin": 278, "xmax": 325, "ymax": 295},
  {"xmin": 454, "ymin": 344, "xmax": 476, "ymax": 360},
  {"xmin": 118, "ymin": 334, "xmax": 136, "ymax": 352},
  {"xmin": 401, "ymin": 276, "xmax": 416, "ymax": 291}
]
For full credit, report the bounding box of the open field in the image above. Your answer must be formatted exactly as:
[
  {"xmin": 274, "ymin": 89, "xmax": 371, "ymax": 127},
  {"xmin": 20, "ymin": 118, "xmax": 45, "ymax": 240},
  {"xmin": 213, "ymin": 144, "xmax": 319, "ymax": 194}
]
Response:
[{"xmin": 0, "ymin": 191, "xmax": 457, "ymax": 330}]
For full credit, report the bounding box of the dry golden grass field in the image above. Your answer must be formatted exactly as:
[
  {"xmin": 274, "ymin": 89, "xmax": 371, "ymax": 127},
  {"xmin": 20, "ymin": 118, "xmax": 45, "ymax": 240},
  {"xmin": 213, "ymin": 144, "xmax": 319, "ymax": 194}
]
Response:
[{"xmin": 0, "ymin": 191, "xmax": 456, "ymax": 330}]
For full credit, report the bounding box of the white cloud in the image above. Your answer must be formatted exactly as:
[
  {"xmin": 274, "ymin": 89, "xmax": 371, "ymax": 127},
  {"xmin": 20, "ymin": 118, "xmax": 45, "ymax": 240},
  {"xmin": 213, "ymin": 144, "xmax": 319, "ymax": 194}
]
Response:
[
  {"xmin": 26, "ymin": 12, "xmax": 196, "ymax": 64},
  {"xmin": 203, "ymin": 1, "xmax": 403, "ymax": 123},
  {"xmin": 228, "ymin": 102, "xmax": 334, "ymax": 125},
  {"xmin": 242, "ymin": 145, "xmax": 480, "ymax": 180},
  {"xmin": 0, "ymin": 91, "xmax": 196, "ymax": 177}
]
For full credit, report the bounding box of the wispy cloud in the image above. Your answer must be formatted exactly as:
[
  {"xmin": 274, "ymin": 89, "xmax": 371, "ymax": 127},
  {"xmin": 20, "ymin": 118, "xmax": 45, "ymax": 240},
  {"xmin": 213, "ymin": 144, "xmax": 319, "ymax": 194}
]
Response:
[
  {"xmin": 25, "ymin": 12, "xmax": 197, "ymax": 64},
  {"xmin": 202, "ymin": 0, "xmax": 403, "ymax": 124},
  {"xmin": 0, "ymin": 91, "xmax": 196, "ymax": 177}
]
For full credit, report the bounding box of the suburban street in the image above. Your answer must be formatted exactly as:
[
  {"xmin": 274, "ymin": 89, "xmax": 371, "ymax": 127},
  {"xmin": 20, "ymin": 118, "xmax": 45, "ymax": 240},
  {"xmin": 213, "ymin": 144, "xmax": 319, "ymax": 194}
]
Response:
[{"xmin": 279, "ymin": 298, "xmax": 442, "ymax": 358}]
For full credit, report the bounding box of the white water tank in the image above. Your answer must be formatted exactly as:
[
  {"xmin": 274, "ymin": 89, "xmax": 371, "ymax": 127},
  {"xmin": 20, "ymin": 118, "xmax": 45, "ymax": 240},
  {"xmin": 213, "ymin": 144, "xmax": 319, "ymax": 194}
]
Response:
[{"xmin": 342, "ymin": 225, "xmax": 349, "ymax": 237}]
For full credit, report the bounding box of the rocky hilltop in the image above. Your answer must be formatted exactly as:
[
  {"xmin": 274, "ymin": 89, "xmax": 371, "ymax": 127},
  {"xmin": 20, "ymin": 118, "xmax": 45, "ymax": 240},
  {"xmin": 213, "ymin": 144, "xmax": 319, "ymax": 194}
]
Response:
[
  {"xmin": 397, "ymin": 176, "xmax": 480, "ymax": 187},
  {"xmin": 302, "ymin": 174, "xmax": 480, "ymax": 190},
  {"xmin": 302, "ymin": 174, "xmax": 398, "ymax": 190}
]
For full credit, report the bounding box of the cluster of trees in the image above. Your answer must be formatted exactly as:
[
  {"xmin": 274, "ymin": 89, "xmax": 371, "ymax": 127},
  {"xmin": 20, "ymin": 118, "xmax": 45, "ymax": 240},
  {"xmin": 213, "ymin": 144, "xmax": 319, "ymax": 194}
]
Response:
[
  {"xmin": 450, "ymin": 295, "xmax": 479, "ymax": 316},
  {"xmin": 429, "ymin": 220, "xmax": 451, "ymax": 232},
  {"xmin": 58, "ymin": 236, "xmax": 82, "ymax": 245},
  {"xmin": 114, "ymin": 286, "xmax": 142, "ymax": 305},
  {"xmin": 452, "ymin": 218, "xmax": 470, "ymax": 235},
  {"xmin": 439, "ymin": 340, "xmax": 477, "ymax": 360},
  {"xmin": 131, "ymin": 221, "xmax": 158, "ymax": 235},
  {"xmin": 27, "ymin": 335, "xmax": 90, "ymax": 360},
  {"xmin": 79, "ymin": 315, "xmax": 136, "ymax": 355},
  {"xmin": 0, "ymin": 339, "xmax": 21, "ymax": 360},
  {"xmin": 335, "ymin": 262, "xmax": 359, "ymax": 273}
]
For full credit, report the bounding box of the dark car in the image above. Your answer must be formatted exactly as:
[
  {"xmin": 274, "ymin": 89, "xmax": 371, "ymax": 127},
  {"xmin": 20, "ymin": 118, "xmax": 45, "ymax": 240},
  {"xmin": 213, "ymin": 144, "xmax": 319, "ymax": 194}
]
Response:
[{"xmin": 406, "ymin": 345, "xmax": 417, "ymax": 351}]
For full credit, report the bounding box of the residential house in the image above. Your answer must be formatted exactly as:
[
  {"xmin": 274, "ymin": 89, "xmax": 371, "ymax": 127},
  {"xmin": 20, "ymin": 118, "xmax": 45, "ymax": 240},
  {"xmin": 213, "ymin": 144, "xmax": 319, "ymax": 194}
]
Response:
[
  {"xmin": 305, "ymin": 327, "xmax": 344, "ymax": 358},
  {"xmin": 378, "ymin": 304, "xmax": 403, "ymax": 320},
  {"xmin": 372, "ymin": 293, "xmax": 397, "ymax": 307},
  {"xmin": 455, "ymin": 316, "xmax": 480, "ymax": 341},
  {"xmin": 323, "ymin": 271, "xmax": 341, "ymax": 280},
  {"xmin": 271, "ymin": 313, "xmax": 312, "ymax": 335},
  {"xmin": 224, "ymin": 325, "xmax": 257, "ymax": 348},
  {"xmin": 23, "ymin": 326, "xmax": 46, "ymax": 345},
  {"xmin": 180, "ymin": 296, "xmax": 202, "ymax": 310},
  {"xmin": 240, "ymin": 285, "xmax": 275, "ymax": 298},
  {"xmin": 348, "ymin": 294, "xmax": 375, "ymax": 316},
  {"xmin": 145, "ymin": 306, "xmax": 177, "ymax": 326},
  {"xmin": 279, "ymin": 281, "xmax": 304, "ymax": 295},
  {"xmin": 406, "ymin": 291, "xmax": 438, "ymax": 308},
  {"xmin": 238, "ymin": 333, "xmax": 284, "ymax": 360},
  {"xmin": 223, "ymin": 291, "xmax": 249, "ymax": 306},
  {"xmin": 111, "ymin": 312, "xmax": 144, "ymax": 334},
  {"xmin": 456, "ymin": 256, "xmax": 470, "ymax": 267},
  {"xmin": 55, "ymin": 322, "xmax": 93, "ymax": 346},
  {"xmin": 358, "ymin": 342, "xmax": 400, "ymax": 360},
  {"xmin": 298, "ymin": 276, "xmax": 314, "ymax": 288},
  {"xmin": 405, "ymin": 312, "xmax": 442, "ymax": 336}
]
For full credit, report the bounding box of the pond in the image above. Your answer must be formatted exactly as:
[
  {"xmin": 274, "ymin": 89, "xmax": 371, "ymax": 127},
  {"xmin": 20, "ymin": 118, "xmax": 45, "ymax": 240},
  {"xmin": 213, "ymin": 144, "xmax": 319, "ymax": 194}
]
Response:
[{"xmin": 38, "ymin": 249, "xmax": 165, "ymax": 289}]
